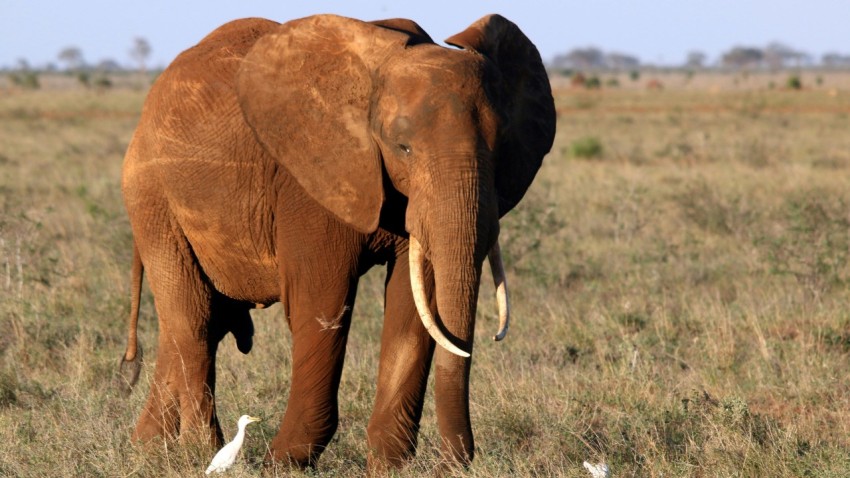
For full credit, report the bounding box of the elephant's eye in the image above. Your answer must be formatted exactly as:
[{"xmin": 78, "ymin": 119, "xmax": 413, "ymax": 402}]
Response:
[{"xmin": 398, "ymin": 144, "xmax": 412, "ymax": 155}]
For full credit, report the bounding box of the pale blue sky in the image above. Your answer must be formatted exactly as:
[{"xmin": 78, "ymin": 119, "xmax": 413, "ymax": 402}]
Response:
[{"xmin": 1, "ymin": 0, "xmax": 848, "ymax": 68}]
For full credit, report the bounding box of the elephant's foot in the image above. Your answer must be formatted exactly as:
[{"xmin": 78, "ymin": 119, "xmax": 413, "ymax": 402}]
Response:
[
  {"xmin": 132, "ymin": 391, "xmax": 179, "ymax": 443},
  {"xmin": 443, "ymin": 445, "xmax": 473, "ymax": 467},
  {"xmin": 132, "ymin": 374, "xmax": 223, "ymax": 447},
  {"xmin": 265, "ymin": 414, "xmax": 338, "ymax": 468},
  {"xmin": 365, "ymin": 429, "xmax": 417, "ymax": 475},
  {"xmin": 366, "ymin": 406, "xmax": 421, "ymax": 472},
  {"xmin": 265, "ymin": 447, "xmax": 315, "ymax": 469}
]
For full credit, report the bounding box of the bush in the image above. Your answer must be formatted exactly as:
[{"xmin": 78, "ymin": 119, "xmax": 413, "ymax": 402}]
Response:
[
  {"xmin": 758, "ymin": 191, "xmax": 850, "ymax": 297},
  {"xmin": 77, "ymin": 71, "xmax": 91, "ymax": 88},
  {"xmin": 569, "ymin": 136, "xmax": 603, "ymax": 159},
  {"xmin": 93, "ymin": 76, "xmax": 113, "ymax": 90},
  {"xmin": 584, "ymin": 76, "xmax": 601, "ymax": 89},
  {"xmin": 786, "ymin": 74, "xmax": 802, "ymax": 90},
  {"xmin": 629, "ymin": 70, "xmax": 640, "ymax": 81},
  {"xmin": 9, "ymin": 72, "xmax": 40, "ymax": 89}
]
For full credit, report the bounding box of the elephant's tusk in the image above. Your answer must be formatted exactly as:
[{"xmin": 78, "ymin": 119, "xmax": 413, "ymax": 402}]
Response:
[
  {"xmin": 409, "ymin": 236, "xmax": 471, "ymax": 358},
  {"xmin": 488, "ymin": 240, "xmax": 510, "ymax": 341}
]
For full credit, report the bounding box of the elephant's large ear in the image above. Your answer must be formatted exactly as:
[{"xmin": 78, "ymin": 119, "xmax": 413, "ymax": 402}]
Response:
[
  {"xmin": 238, "ymin": 15, "xmax": 411, "ymax": 233},
  {"xmin": 446, "ymin": 15, "xmax": 556, "ymax": 217}
]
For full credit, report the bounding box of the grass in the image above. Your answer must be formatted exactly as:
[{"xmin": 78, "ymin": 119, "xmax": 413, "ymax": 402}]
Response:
[
  {"xmin": 2, "ymin": 74, "xmax": 850, "ymax": 476},
  {"xmin": 568, "ymin": 136, "xmax": 604, "ymax": 159}
]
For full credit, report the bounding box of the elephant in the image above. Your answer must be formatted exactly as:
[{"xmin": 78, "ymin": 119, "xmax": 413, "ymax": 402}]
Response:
[{"xmin": 117, "ymin": 13, "xmax": 555, "ymax": 471}]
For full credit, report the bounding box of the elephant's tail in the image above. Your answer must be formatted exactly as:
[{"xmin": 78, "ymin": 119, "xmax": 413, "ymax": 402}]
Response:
[{"xmin": 116, "ymin": 241, "xmax": 144, "ymax": 395}]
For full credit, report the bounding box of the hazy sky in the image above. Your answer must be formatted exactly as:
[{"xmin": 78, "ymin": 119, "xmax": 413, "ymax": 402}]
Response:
[{"xmin": 1, "ymin": 0, "xmax": 848, "ymax": 68}]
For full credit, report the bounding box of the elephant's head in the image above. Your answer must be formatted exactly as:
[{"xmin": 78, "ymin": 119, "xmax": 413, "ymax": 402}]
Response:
[{"xmin": 237, "ymin": 13, "xmax": 554, "ymax": 460}]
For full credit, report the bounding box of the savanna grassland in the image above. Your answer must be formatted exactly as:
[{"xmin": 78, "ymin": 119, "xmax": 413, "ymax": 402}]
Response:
[{"xmin": 2, "ymin": 72, "xmax": 850, "ymax": 477}]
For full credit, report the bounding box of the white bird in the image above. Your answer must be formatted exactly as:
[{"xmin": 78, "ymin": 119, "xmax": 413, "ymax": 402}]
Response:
[
  {"xmin": 583, "ymin": 460, "xmax": 610, "ymax": 478},
  {"xmin": 205, "ymin": 415, "xmax": 261, "ymax": 474}
]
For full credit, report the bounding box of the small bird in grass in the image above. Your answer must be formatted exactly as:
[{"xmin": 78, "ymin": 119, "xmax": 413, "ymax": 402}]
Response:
[
  {"xmin": 205, "ymin": 415, "xmax": 261, "ymax": 474},
  {"xmin": 583, "ymin": 460, "xmax": 610, "ymax": 478}
]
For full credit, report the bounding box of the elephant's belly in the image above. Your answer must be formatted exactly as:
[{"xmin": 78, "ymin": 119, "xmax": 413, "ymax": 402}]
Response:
[
  {"xmin": 180, "ymin": 212, "xmax": 280, "ymax": 304},
  {"xmin": 185, "ymin": 221, "xmax": 280, "ymax": 303},
  {"xmin": 165, "ymin": 168, "xmax": 281, "ymax": 304}
]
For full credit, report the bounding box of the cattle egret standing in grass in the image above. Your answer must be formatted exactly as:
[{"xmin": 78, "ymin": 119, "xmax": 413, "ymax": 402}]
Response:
[
  {"xmin": 583, "ymin": 460, "xmax": 610, "ymax": 478},
  {"xmin": 205, "ymin": 415, "xmax": 261, "ymax": 474}
]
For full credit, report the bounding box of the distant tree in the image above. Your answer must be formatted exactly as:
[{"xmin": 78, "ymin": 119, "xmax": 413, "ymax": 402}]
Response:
[
  {"xmin": 764, "ymin": 42, "xmax": 809, "ymax": 69},
  {"xmin": 685, "ymin": 51, "xmax": 707, "ymax": 69},
  {"xmin": 551, "ymin": 47, "xmax": 605, "ymax": 70},
  {"xmin": 822, "ymin": 52, "xmax": 850, "ymax": 68},
  {"xmin": 721, "ymin": 46, "xmax": 763, "ymax": 69},
  {"xmin": 605, "ymin": 52, "xmax": 640, "ymax": 70},
  {"xmin": 96, "ymin": 59, "xmax": 123, "ymax": 72},
  {"xmin": 58, "ymin": 46, "xmax": 84, "ymax": 71},
  {"xmin": 130, "ymin": 37, "xmax": 152, "ymax": 74}
]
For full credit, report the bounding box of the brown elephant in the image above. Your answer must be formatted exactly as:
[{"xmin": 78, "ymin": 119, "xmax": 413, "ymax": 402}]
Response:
[{"xmin": 117, "ymin": 13, "xmax": 554, "ymax": 471}]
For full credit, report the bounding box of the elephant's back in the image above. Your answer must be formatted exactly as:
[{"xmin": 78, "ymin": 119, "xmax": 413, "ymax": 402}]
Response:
[
  {"xmin": 126, "ymin": 17, "xmax": 279, "ymax": 172},
  {"xmin": 197, "ymin": 17, "xmax": 280, "ymax": 46}
]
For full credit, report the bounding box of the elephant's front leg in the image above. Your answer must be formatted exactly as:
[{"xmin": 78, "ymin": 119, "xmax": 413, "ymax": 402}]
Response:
[
  {"xmin": 268, "ymin": 244, "xmax": 361, "ymax": 467},
  {"xmin": 268, "ymin": 284, "xmax": 356, "ymax": 466},
  {"xmin": 132, "ymin": 221, "xmax": 223, "ymax": 446},
  {"xmin": 366, "ymin": 251, "xmax": 436, "ymax": 472}
]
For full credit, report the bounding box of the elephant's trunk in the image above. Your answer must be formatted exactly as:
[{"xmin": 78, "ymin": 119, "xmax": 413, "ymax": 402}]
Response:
[
  {"xmin": 431, "ymin": 222, "xmax": 489, "ymax": 464},
  {"xmin": 415, "ymin": 189, "xmax": 501, "ymax": 462}
]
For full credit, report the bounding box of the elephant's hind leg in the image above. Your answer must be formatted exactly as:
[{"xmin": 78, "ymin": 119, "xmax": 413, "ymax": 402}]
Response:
[{"xmin": 131, "ymin": 214, "xmax": 223, "ymax": 447}]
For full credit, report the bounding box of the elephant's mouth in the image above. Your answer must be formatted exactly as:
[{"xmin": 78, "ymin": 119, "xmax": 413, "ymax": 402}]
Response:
[{"xmin": 408, "ymin": 236, "xmax": 510, "ymax": 357}]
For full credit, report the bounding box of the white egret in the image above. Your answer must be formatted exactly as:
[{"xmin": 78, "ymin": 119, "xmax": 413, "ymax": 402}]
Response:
[
  {"xmin": 583, "ymin": 460, "xmax": 610, "ymax": 478},
  {"xmin": 205, "ymin": 415, "xmax": 261, "ymax": 474}
]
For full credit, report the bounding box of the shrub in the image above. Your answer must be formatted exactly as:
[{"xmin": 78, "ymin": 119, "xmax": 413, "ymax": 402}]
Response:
[
  {"xmin": 9, "ymin": 72, "xmax": 40, "ymax": 89},
  {"xmin": 758, "ymin": 191, "xmax": 850, "ymax": 297},
  {"xmin": 569, "ymin": 136, "xmax": 603, "ymax": 159},
  {"xmin": 585, "ymin": 76, "xmax": 602, "ymax": 89},
  {"xmin": 786, "ymin": 74, "xmax": 802, "ymax": 90},
  {"xmin": 93, "ymin": 76, "xmax": 113, "ymax": 90},
  {"xmin": 77, "ymin": 71, "xmax": 91, "ymax": 88}
]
